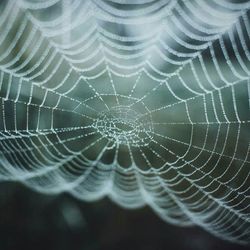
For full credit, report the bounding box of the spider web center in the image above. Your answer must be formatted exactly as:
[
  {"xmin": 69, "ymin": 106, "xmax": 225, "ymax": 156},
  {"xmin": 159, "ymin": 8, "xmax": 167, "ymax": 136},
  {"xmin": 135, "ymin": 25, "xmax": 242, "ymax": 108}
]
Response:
[{"xmin": 95, "ymin": 106, "xmax": 153, "ymax": 147}]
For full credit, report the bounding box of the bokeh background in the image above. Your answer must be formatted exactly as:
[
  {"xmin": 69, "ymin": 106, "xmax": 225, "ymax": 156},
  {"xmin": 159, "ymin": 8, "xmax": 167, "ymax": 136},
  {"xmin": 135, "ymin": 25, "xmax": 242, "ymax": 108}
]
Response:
[{"xmin": 0, "ymin": 181, "xmax": 249, "ymax": 250}]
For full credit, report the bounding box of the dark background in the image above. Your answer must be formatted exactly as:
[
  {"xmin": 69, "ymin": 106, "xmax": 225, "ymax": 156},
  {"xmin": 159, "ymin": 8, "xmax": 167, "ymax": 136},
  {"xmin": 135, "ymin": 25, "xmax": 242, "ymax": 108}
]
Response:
[{"xmin": 0, "ymin": 182, "xmax": 249, "ymax": 250}]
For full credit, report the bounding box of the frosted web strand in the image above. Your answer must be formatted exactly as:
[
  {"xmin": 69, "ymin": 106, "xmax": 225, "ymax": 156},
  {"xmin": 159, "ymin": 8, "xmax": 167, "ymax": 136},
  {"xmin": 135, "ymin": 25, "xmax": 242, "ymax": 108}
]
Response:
[{"xmin": 0, "ymin": 0, "xmax": 249, "ymax": 244}]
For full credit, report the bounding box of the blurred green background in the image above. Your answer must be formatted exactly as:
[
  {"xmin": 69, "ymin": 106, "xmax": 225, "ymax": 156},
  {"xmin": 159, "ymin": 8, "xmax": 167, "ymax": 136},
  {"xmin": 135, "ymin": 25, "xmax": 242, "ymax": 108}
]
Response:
[{"xmin": 0, "ymin": 181, "xmax": 249, "ymax": 250}]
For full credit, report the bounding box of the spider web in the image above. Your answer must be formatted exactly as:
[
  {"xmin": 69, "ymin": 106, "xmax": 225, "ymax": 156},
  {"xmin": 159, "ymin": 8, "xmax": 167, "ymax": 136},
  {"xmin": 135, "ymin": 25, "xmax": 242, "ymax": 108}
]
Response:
[{"xmin": 0, "ymin": 0, "xmax": 250, "ymax": 244}]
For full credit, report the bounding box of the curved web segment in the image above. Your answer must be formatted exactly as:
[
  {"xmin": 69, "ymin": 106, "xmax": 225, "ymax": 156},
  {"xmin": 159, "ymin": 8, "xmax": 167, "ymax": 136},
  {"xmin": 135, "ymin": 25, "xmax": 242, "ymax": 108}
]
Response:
[{"xmin": 0, "ymin": 0, "xmax": 249, "ymax": 244}]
